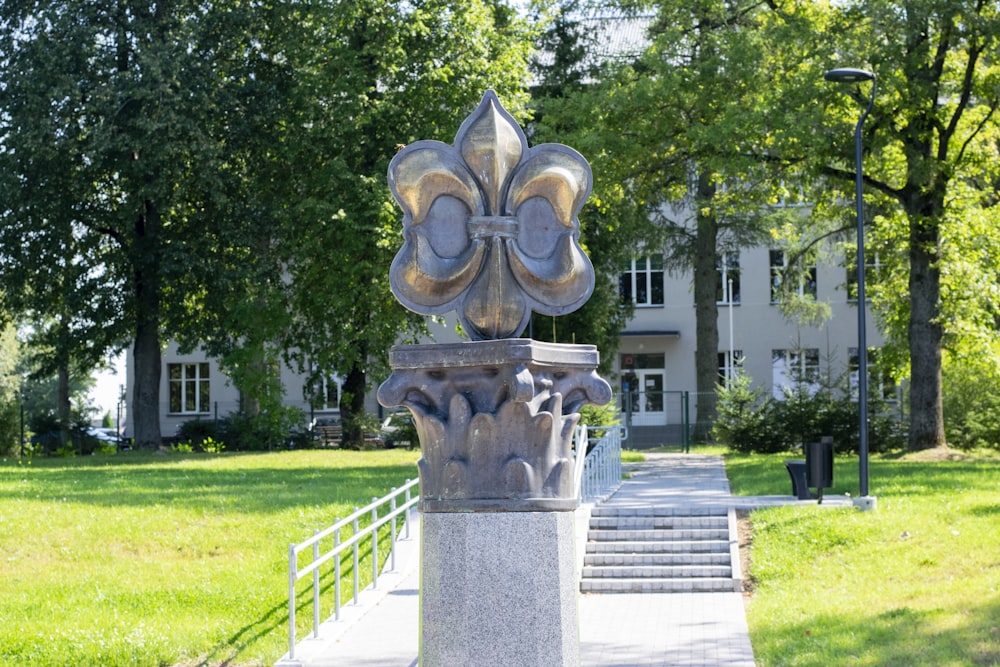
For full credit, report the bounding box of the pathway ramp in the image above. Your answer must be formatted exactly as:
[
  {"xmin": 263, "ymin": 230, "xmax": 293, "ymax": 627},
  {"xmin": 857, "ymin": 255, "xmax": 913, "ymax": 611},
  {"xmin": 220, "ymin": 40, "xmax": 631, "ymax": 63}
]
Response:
[{"xmin": 280, "ymin": 453, "xmax": 846, "ymax": 666}]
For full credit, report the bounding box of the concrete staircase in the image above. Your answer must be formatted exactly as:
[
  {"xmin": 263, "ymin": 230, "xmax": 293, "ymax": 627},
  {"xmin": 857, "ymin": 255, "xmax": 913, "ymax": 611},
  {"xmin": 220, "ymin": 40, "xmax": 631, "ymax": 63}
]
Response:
[{"xmin": 580, "ymin": 506, "xmax": 741, "ymax": 593}]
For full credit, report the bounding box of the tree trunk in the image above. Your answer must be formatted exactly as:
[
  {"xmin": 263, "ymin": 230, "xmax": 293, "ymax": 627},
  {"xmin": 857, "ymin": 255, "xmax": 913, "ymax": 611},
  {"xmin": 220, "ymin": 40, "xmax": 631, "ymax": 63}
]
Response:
[
  {"xmin": 57, "ymin": 360, "xmax": 71, "ymax": 451},
  {"xmin": 131, "ymin": 201, "xmax": 163, "ymax": 450},
  {"xmin": 906, "ymin": 211, "xmax": 945, "ymax": 451},
  {"xmin": 132, "ymin": 319, "xmax": 162, "ymax": 449},
  {"xmin": 339, "ymin": 361, "xmax": 367, "ymax": 449},
  {"xmin": 692, "ymin": 172, "xmax": 720, "ymax": 441}
]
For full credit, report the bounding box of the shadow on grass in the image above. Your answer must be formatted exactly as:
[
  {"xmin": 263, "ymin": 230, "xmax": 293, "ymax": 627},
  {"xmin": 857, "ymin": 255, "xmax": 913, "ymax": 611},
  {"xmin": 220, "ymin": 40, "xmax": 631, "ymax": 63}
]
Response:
[
  {"xmin": 752, "ymin": 594, "xmax": 1000, "ymax": 666},
  {"xmin": 194, "ymin": 542, "xmax": 383, "ymax": 666}
]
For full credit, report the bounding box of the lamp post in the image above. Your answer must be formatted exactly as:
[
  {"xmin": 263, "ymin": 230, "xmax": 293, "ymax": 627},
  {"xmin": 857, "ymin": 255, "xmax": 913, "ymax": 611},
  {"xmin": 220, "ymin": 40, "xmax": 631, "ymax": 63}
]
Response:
[{"xmin": 824, "ymin": 67, "xmax": 876, "ymax": 506}]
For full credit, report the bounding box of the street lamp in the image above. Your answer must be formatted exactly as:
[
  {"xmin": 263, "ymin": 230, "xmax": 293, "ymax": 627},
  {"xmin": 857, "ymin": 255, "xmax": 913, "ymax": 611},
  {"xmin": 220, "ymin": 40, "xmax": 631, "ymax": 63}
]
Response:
[{"xmin": 824, "ymin": 67, "xmax": 876, "ymax": 508}]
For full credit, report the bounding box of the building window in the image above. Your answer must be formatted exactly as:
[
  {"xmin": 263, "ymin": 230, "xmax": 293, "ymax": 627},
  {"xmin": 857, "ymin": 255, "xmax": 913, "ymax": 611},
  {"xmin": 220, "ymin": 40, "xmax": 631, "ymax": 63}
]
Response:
[
  {"xmin": 771, "ymin": 348, "xmax": 820, "ymax": 399},
  {"xmin": 168, "ymin": 363, "xmax": 210, "ymax": 413},
  {"xmin": 620, "ymin": 255, "xmax": 664, "ymax": 306},
  {"xmin": 308, "ymin": 375, "xmax": 341, "ymax": 411},
  {"xmin": 716, "ymin": 252, "xmax": 741, "ymax": 305},
  {"xmin": 846, "ymin": 250, "xmax": 885, "ymax": 302},
  {"xmin": 849, "ymin": 348, "xmax": 897, "ymax": 402},
  {"xmin": 770, "ymin": 250, "xmax": 817, "ymax": 303},
  {"xmin": 717, "ymin": 350, "xmax": 744, "ymax": 386}
]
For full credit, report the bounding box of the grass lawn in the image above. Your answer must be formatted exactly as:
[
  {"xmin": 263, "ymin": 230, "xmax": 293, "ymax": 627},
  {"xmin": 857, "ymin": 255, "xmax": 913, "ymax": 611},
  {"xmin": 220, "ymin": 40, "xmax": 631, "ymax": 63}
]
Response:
[
  {"xmin": 0, "ymin": 448, "xmax": 420, "ymax": 667},
  {"xmin": 724, "ymin": 449, "xmax": 1000, "ymax": 667}
]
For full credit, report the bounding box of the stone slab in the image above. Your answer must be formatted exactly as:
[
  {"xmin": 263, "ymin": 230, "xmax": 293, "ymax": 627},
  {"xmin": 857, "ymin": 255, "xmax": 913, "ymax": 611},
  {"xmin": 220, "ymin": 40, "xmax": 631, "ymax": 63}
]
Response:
[{"xmin": 420, "ymin": 511, "xmax": 578, "ymax": 666}]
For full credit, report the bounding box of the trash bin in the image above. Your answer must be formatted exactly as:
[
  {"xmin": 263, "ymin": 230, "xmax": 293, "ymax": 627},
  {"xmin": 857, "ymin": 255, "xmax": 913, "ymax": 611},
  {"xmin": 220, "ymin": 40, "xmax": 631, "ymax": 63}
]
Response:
[
  {"xmin": 805, "ymin": 436, "xmax": 834, "ymax": 502},
  {"xmin": 784, "ymin": 460, "xmax": 811, "ymax": 500}
]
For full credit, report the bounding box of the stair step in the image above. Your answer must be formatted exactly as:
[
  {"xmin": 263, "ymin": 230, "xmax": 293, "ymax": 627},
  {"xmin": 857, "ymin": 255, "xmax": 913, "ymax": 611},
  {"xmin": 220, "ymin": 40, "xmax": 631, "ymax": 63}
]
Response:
[
  {"xmin": 585, "ymin": 540, "xmax": 730, "ymax": 554},
  {"xmin": 584, "ymin": 552, "xmax": 731, "ymax": 567},
  {"xmin": 591, "ymin": 506, "xmax": 727, "ymax": 518},
  {"xmin": 582, "ymin": 565, "xmax": 732, "ymax": 579},
  {"xmin": 580, "ymin": 577, "xmax": 737, "ymax": 594},
  {"xmin": 589, "ymin": 516, "xmax": 728, "ymax": 530},
  {"xmin": 587, "ymin": 528, "xmax": 729, "ymax": 542}
]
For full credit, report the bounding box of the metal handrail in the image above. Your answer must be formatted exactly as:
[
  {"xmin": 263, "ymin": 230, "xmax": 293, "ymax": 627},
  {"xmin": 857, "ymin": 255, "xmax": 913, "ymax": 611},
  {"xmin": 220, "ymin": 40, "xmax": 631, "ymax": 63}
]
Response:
[
  {"xmin": 579, "ymin": 424, "xmax": 627, "ymax": 503},
  {"xmin": 286, "ymin": 477, "xmax": 420, "ymax": 661}
]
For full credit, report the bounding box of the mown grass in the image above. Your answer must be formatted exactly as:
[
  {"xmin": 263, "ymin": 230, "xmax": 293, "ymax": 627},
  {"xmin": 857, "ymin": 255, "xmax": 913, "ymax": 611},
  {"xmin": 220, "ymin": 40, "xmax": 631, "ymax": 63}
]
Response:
[
  {"xmin": 0, "ymin": 448, "xmax": 420, "ymax": 667},
  {"xmin": 724, "ymin": 449, "xmax": 1000, "ymax": 667}
]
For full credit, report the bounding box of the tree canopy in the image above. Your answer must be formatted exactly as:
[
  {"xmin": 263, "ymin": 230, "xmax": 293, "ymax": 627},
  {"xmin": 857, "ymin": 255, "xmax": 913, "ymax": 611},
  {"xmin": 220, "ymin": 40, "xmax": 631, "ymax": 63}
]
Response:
[{"xmin": 1, "ymin": 0, "xmax": 536, "ymax": 448}]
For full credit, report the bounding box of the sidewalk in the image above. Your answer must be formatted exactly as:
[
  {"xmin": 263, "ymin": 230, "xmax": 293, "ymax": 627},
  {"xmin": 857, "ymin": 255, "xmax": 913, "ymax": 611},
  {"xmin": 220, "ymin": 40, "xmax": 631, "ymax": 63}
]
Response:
[{"xmin": 279, "ymin": 453, "xmax": 850, "ymax": 666}]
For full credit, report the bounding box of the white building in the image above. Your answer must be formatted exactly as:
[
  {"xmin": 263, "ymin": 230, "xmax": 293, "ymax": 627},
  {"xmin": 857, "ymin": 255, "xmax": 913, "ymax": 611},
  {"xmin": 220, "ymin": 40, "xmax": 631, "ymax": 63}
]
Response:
[{"xmin": 614, "ymin": 243, "xmax": 885, "ymax": 446}]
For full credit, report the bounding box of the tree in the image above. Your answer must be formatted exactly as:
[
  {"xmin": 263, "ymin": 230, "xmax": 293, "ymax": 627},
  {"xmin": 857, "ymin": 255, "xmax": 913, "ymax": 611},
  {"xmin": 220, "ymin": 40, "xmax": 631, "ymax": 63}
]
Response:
[
  {"xmin": 0, "ymin": 321, "xmax": 21, "ymax": 454},
  {"xmin": 545, "ymin": 0, "xmax": 782, "ymax": 437},
  {"xmin": 170, "ymin": 0, "xmax": 537, "ymax": 447},
  {"xmin": 2, "ymin": 1, "xmax": 536, "ymax": 449},
  {"xmin": 526, "ymin": 1, "xmax": 645, "ymax": 369},
  {"xmin": 0, "ymin": 1, "xmax": 246, "ymax": 448},
  {"xmin": 762, "ymin": 0, "xmax": 1000, "ymax": 450}
]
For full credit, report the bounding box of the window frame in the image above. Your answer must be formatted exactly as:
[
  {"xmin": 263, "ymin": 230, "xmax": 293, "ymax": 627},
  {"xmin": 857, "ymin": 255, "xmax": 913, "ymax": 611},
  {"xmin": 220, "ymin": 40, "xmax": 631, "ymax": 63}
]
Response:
[
  {"xmin": 769, "ymin": 249, "xmax": 817, "ymax": 304},
  {"xmin": 716, "ymin": 252, "xmax": 741, "ymax": 305},
  {"xmin": 770, "ymin": 347, "xmax": 820, "ymax": 399},
  {"xmin": 717, "ymin": 349, "xmax": 744, "ymax": 387},
  {"xmin": 620, "ymin": 255, "xmax": 665, "ymax": 307},
  {"xmin": 168, "ymin": 362, "xmax": 211, "ymax": 414},
  {"xmin": 846, "ymin": 249, "xmax": 885, "ymax": 302},
  {"xmin": 848, "ymin": 347, "xmax": 897, "ymax": 402}
]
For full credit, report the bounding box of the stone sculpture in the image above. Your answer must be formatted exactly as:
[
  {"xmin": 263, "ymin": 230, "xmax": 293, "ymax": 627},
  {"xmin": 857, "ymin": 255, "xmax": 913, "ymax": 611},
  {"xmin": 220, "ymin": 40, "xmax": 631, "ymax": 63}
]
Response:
[{"xmin": 378, "ymin": 91, "xmax": 610, "ymax": 512}]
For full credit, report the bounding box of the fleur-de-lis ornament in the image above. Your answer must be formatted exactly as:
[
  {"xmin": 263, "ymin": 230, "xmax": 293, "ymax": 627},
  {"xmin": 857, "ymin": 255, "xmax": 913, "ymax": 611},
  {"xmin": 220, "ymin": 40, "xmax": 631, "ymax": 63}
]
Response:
[{"xmin": 388, "ymin": 91, "xmax": 595, "ymax": 340}]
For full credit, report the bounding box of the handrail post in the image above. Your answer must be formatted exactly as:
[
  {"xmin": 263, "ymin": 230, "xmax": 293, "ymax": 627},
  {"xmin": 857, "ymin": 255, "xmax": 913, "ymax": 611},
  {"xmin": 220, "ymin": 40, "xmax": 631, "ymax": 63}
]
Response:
[
  {"xmin": 312, "ymin": 529, "xmax": 320, "ymax": 638},
  {"xmin": 352, "ymin": 513, "xmax": 360, "ymax": 605},
  {"xmin": 390, "ymin": 489, "xmax": 398, "ymax": 573},
  {"xmin": 288, "ymin": 544, "xmax": 297, "ymax": 660},
  {"xmin": 334, "ymin": 524, "xmax": 342, "ymax": 621},
  {"xmin": 371, "ymin": 498, "xmax": 379, "ymax": 589},
  {"xmin": 404, "ymin": 482, "xmax": 412, "ymax": 539}
]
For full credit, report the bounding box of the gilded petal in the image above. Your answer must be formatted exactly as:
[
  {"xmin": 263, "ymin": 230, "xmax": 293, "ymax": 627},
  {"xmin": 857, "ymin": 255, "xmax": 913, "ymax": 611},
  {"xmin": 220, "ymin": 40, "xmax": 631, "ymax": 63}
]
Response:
[
  {"xmin": 456, "ymin": 91, "xmax": 526, "ymax": 216},
  {"xmin": 507, "ymin": 232, "xmax": 595, "ymax": 311},
  {"xmin": 505, "ymin": 145, "xmax": 592, "ymax": 226},
  {"xmin": 389, "ymin": 141, "xmax": 483, "ymax": 225},
  {"xmin": 389, "ymin": 230, "xmax": 485, "ymax": 310}
]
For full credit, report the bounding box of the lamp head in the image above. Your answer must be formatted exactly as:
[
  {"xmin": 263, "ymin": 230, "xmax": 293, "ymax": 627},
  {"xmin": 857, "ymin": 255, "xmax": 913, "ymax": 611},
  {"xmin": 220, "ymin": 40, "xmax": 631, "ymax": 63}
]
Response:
[{"xmin": 824, "ymin": 68, "xmax": 875, "ymax": 83}]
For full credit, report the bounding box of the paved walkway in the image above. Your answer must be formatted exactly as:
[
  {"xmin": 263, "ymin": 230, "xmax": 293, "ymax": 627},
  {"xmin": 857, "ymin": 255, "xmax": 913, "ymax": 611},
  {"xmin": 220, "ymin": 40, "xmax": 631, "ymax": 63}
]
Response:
[{"xmin": 278, "ymin": 453, "xmax": 851, "ymax": 667}]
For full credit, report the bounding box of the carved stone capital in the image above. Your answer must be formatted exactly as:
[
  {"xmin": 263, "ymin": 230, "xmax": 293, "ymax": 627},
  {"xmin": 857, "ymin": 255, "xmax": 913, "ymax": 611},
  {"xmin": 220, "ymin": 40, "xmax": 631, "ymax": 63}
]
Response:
[{"xmin": 378, "ymin": 339, "xmax": 611, "ymax": 512}]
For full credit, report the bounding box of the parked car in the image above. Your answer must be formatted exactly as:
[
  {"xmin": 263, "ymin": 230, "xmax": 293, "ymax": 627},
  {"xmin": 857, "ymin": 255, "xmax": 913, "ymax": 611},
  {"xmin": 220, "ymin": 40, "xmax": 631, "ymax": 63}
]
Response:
[{"xmin": 87, "ymin": 427, "xmax": 129, "ymax": 450}]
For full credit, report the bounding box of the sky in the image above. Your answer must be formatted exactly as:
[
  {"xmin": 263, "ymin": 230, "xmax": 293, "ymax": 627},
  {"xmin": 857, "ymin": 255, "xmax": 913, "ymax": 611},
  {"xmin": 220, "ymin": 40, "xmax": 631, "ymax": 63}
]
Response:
[{"xmin": 89, "ymin": 353, "xmax": 126, "ymax": 420}]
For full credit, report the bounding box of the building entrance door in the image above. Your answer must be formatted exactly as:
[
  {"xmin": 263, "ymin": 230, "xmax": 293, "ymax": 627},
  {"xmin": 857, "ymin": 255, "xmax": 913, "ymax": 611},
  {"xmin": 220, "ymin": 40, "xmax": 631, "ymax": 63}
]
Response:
[{"xmin": 622, "ymin": 369, "xmax": 666, "ymax": 426}]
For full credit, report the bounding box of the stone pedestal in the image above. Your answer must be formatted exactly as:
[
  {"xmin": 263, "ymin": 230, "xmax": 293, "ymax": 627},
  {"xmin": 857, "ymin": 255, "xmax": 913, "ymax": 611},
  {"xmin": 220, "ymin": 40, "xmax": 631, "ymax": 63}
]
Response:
[
  {"xmin": 420, "ymin": 512, "xmax": 578, "ymax": 666},
  {"xmin": 378, "ymin": 338, "xmax": 610, "ymax": 666}
]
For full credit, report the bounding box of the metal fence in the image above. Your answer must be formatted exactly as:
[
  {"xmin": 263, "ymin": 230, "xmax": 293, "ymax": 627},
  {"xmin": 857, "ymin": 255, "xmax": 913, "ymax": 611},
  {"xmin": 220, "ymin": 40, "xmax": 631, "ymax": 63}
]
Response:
[
  {"xmin": 284, "ymin": 478, "xmax": 419, "ymax": 662},
  {"xmin": 284, "ymin": 423, "xmax": 628, "ymax": 659},
  {"xmin": 578, "ymin": 424, "xmax": 627, "ymax": 503}
]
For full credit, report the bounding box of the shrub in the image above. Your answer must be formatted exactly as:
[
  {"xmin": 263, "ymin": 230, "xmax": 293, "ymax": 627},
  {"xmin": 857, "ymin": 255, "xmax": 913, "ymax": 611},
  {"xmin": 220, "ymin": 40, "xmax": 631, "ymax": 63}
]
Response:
[
  {"xmin": 579, "ymin": 400, "xmax": 620, "ymax": 431},
  {"xmin": 713, "ymin": 369, "xmax": 905, "ymax": 455},
  {"xmin": 942, "ymin": 355, "xmax": 1000, "ymax": 450},
  {"xmin": 177, "ymin": 419, "xmax": 222, "ymax": 450},
  {"xmin": 712, "ymin": 371, "xmax": 781, "ymax": 453},
  {"xmin": 382, "ymin": 411, "xmax": 418, "ymax": 449}
]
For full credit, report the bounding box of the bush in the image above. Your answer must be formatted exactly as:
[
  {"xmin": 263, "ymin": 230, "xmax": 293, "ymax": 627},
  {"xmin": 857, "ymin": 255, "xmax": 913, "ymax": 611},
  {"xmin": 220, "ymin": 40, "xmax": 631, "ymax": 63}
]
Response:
[
  {"xmin": 382, "ymin": 411, "xmax": 418, "ymax": 449},
  {"xmin": 579, "ymin": 400, "xmax": 621, "ymax": 440},
  {"xmin": 179, "ymin": 408, "xmax": 307, "ymax": 452},
  {"xmin": 176, "ymin": 419, "xmax": 223, "ymax": 451},
  {"xmin": 943, "ymin": 356, "xmax": 1000, "ymax": 450},
  {"xmin": 712, "ymin": 372, "xmax": 782, "ymax": 453},
  {"xmin": 713, "ymin": 370, "xmax": 905, "ymax": 455}
]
